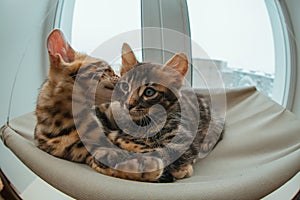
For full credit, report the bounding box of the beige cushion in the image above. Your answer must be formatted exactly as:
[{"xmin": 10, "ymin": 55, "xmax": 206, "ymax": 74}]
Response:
[{"xmin": 1, "ymin": 87, "xmax": 300, "ymax": 200}]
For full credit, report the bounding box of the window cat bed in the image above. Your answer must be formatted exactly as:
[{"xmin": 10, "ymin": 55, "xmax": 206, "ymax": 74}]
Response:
[{"xmin": 1, "ymin": 87, "xmax": 300, "ymax": 199}]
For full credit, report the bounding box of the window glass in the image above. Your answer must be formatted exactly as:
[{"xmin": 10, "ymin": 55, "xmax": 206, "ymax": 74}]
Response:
[
  {"xmin": 188, "ymin": 0, "xmax": 275, "ymax": 97},
  {"xmin": 71, "ymin": 0, "xmax": 141, "ymax": 72}
]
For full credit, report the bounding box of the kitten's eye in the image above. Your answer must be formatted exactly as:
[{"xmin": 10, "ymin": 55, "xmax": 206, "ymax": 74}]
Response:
[
  {"xmin": 119, "ymin": 82, "xmax": 129, "ymax": 91},
  {"xmin": 143, "ymin": 87, "xmax": 156, "ymax": 97}
]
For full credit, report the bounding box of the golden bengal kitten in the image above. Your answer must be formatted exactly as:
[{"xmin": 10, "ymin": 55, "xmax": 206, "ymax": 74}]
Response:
[{"xmin": 35, "ymin": 30, "xmax": 165, "ymax": 182}]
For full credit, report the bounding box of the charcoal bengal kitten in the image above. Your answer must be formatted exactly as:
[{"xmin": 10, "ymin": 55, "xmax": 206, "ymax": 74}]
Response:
[
  {"xmin": 35, "ymin": 30, "xmax": 166, "ymax": 182},
  {"xmin": 94, "ymin": 43, "xmax": 224, "ymax": 182}
]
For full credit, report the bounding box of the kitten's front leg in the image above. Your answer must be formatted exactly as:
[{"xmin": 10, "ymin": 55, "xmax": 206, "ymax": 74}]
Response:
[
  {"xmin": 93, "ymin": 103, "xmax": 166, "ymax": 182},
  {"xmin": 114, "ymin": 155, "xmax": 164, "ymax": 182},
  {"xmin": 145, "ymin": 137, "xmax": 196, "ymax": 181},
  {"xmin": 94, "ymin": 101, "xmax": 120, "ymax": 130},
  {"xmin": 169, "ymin": 164, "xmax": 193, "ymax": 179},
  {"xmin": 89, "ymin": 148, "xmax": 164, "ymax": 182}
]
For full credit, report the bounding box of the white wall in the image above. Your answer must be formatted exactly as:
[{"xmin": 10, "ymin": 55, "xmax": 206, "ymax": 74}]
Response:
[
  {"xmin": 0, "ymin": 0, "xmax": 57, "ymax": 125},
  {"xmin": 286, "ymin": 0, "xmax": 300, "ymax": 117},
  {"xmin": 0, "ymin": 0, "xmax": 58, "ymax": 193}
]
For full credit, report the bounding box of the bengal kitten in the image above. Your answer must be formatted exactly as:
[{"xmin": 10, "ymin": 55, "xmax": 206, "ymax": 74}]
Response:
[
  {"xmin": 35, "ymin": 30, "xmax": 165, "ymax": 182},
  {"xmin": 94, "ymin": 43, "xmax": 224, "ymax": 182}
]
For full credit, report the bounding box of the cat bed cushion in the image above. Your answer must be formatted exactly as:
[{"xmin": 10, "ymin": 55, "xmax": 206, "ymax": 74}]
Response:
[{"xmin": 1, "ymin": 87, "xmax": 300, "ymax": 200}]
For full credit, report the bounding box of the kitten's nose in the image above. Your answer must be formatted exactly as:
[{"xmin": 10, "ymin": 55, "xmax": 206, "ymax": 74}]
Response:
[
  {"xmin": 110, "ymin": 75, "xmax": 119, "ymax": 85},
  {"xmin": 124, "ymin": 102, "xmax": 135, "ymax": 111}
]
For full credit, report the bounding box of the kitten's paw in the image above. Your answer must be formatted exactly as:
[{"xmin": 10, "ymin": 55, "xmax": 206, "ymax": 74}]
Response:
[
  {"xmin": 115, "ymin": 156, "xmax": 164, "ymax": 182},
  {"xmin": 97, "ymin": 103, "xmax": 110, "ymax": 113},
  {"xmin": 170, "ymin": 164, "xmax": 193, "ymax": 179},
  {"xmin": 98, "ymin": 101, "xmax": 123, "ymax": 118},
  {"xmin": 93, "ymin": 148, "xmax": 127, "ymax": 167}
]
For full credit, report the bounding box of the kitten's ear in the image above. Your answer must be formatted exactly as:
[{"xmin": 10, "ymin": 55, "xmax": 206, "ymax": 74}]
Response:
[
  {"xmin": 47, "ymin": 29, "xmax": 75, "ymax": 67},
  {"xmin": 163, "ymin": 53, "xmax": 188, "ymax": 81},
  {"xmin": 121, "ymin": 43, "xmax": 138, "ymax": 75}
]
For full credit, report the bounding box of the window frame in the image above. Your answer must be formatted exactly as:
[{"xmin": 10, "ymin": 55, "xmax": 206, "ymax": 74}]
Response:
[
  {"xmin": 265, "ymin": 0, "xmax": 296, "ymax": 109},
  {"xmin": 57, "ymin": 0, "xmax": 296, "ymax": 109},
  {"xmin": 53, "ymin": 0, "xmax": 75, "ymax": 41},
  {"xmin": 141, "ymin": 0, "xmax": 192, "ymax": 82}
]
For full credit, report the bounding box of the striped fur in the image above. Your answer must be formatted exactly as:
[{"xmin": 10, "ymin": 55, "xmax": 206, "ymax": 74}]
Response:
[{"xmin": 93, "ymin": 44, "xmax": 224, "ymax": 182}]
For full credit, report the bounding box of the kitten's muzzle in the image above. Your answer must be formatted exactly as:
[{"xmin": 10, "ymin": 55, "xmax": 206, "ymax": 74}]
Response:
[
  {"xmin": 95, "ymin": 79, "xmax": 117, "ymax": 104},
  {"xmin": 110, "ymin": 75, "xmax": 120, "ymax": 85}
]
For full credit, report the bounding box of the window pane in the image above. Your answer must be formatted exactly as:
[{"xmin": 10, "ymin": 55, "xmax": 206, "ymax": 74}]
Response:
[
  {"xmin": 188, "ymin": 0, "xmax": 275, "ymax": 97},
  {"xmin": 72, "ymin": 0, "xmax": 141, "ymax": 72}
]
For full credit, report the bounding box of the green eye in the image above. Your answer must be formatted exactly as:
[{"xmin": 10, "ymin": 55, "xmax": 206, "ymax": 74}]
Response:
[{"xmin": 143, "ymin": 87, "xmax": 156, "ymax": 97}]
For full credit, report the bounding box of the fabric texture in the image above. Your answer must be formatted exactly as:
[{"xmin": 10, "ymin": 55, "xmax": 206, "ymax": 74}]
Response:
[{"xmin": 1, "ymin": 87, "xmax": 300, "ymax": 200}]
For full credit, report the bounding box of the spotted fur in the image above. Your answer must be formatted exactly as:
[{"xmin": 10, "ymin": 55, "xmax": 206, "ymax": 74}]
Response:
[{"xmin": 35, "ymin": 30, "xmax": 164, "ymax": 182}]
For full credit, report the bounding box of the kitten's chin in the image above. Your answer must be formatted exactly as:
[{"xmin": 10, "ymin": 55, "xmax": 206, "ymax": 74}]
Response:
[
  {"xmin": 129, "ymin": 110, "xmax": 149, "ymax": 121},
  {"xmin": 133, "ymin": 116, "xmax": 152, "ymax": 127}
]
